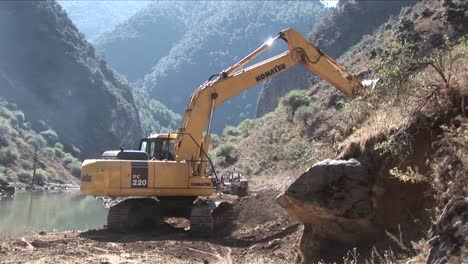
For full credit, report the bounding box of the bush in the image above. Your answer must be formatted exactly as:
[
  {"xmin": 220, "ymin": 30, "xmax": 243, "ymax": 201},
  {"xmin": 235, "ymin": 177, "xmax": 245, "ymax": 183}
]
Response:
[
  {"xmin": 27, "ymin": 134, "xmax": 47, "ymax": 151},
  {"xmin": 223, "ymin": 125, "xmax": 239, "ymax": 137},
  {"xmin": 237, "ymin": 118, "xmax": 255, "ymax": 138},
  {"xmin": 293, "ymin": 104, "xmax": 319, "ymax": 125},
  {"xmin": 34, "ymin": 169, "xmax": 51, "ymax": 186},
  {"xmin": 280, "ymin": 90, "xmax": 311, "ymax": 118},
  {"xmin": 0, "ymin": 145, "xmax": 19, "ymax": 165},
  {"xmin": 216, "ymin": 142, "xmax": 236, "ymax": 159},
  {"xmin": 63, "ymin": 153, "xmax": 75, "ymax": 165},
  {"xmin": 66, "ymin": 161, "xmax": 82, "ymax": 178},
  {"xmin": 17, "ymin": 170, "xmax": 32, "ymax": 183},
  {"xmin": 39, "ymin": 129, "xmax": 59, "ymax": 144},
  {"xmin": 0, "ymin": 123, "xmax": 12, "ymax": 147},
  {"xmin": 42, "ymin": 147, "xmax": 56, "ymax": 160}
]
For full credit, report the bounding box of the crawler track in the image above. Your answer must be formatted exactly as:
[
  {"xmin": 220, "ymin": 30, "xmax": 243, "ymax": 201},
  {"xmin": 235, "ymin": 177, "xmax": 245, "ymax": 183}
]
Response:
[
  {"xmin": 107, "ymin": 198, "xmax": 161, "ymax": 231},
  {"xmin": 190, "ymin": 200, "xmax": 233, "ymax": 236}
]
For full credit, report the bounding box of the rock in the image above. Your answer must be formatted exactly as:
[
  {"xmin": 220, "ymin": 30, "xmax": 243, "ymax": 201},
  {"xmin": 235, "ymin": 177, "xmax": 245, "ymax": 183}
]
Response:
[
  {"xmin": 279, "ymin": 159, "xmax": 373, "ymax": 218},
  {"xmin": 427, "ymin": 196, "xmax": 468, "ymax": 264},
  {"xmin": 276, "ymin": 159, "xmax": 380, "ymax": 263},
  {"xmin": 0, "ymin": 179, "xmax": 9, "ymax": 186},
  {"xmin": 0, "ymin": 185, "xmax": 15, "ymax": 196}
]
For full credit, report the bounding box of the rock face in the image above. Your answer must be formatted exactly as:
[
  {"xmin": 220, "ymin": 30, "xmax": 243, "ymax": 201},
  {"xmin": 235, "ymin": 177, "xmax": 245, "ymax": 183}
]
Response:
[
  {"xmin": 427, "ymin": 197, "xmax": 468, "ymax": 264},
  {"xmin": 0, "ymin": 1, "xmax": 142, "ymax": 158},
  {"xmin": 256, "ymin": 0, "xmax": 418, "ymax": 117},
  {"xmin": 276, "ymin": 159, "xmax": 379, "ymax": 263},
  {"xmin": 277, "ymin": 158, "xmax": 433, "ymax": 262}
]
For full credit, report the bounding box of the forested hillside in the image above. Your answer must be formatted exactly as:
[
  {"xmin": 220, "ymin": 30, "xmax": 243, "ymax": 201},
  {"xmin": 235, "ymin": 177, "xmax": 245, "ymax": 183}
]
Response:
[
  {"xmin": 95, "ymin": 1, "xmax": 326, "ymax": 133},
  {"xmin": 0, "ymin": 1, "xmax": 142, "ymax": 159},
  {"xmin": 58, "ymin": 1, "xmax": 150, "ymax": 40},
  {"xmin": 0, "ymin": 98, "xmax": 81, "ymax": 186}
]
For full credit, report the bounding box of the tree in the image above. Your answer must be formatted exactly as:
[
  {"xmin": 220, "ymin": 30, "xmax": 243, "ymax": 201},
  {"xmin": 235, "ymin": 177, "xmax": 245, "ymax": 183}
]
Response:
[
  {"xmin": 280, "ymin": 90, "xmax": 311, "ymax": 120},
  {"xmin": 27, "ymin": 135, "xmax": 47, "ymax": 187}
]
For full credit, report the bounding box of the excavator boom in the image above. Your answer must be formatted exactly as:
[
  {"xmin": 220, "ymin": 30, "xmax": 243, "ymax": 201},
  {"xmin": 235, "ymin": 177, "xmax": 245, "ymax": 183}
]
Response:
[{"xmin": 174, "ymin": 28, "xmax": 364, "ymax": 166}]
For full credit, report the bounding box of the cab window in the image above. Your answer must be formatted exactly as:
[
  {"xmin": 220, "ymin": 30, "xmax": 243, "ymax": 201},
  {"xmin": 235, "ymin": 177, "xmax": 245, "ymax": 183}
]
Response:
[{"xmin": 142, "ymin": 138, "xmax": 175, "ymax": 160}]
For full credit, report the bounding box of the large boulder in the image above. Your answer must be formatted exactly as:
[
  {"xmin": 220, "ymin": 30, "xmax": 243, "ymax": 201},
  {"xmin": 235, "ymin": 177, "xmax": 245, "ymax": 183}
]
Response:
[
  {"xmin": 276, "ymin": 159, "xmax": 379, "ymax": 263},
  {"xmin": 277, "ymin": 159, "xmax": 374, "ymax": 221}
]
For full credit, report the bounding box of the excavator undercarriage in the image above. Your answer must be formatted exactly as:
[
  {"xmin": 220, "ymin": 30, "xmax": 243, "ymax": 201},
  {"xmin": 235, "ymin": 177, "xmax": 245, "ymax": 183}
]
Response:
[{"xmin": 106, "ymin": 197, "xmax": 233, "ymax": 236}]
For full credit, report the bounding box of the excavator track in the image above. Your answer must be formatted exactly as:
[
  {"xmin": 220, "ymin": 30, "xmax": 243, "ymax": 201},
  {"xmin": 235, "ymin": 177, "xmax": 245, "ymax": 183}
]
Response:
[
  {"xmin": 189, "ymin": 200, "xmax": 233, "ymax": 236},
  {"xmin": 107, "ymin": 198, "xmax": 161, "ymax": 231}
]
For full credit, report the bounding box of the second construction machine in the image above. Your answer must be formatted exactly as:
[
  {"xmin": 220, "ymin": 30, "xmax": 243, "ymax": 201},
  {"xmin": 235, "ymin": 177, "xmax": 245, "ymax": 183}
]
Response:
[{"xmin": 80, "ymin": 28, "xmax": 364, "ymax": 235}]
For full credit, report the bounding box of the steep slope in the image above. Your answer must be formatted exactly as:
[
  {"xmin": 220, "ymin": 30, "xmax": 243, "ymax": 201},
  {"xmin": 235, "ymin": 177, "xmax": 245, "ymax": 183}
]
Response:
[
  {"xmin": 58, "ymin": 1, "xmax": 150, "ymax": 40},
  {"xmin": 0, "ymin": 1, "xmax": 142, "ymax": 158},
  {"xmin": 0, "ymin": 98, "xmax": 81, "ymax": 187},
  {"xmin": 96, "ymin": 1, "xmax": 326, "ymax": 133},
  {"xmin": 214, "ymin": 0, "xmax": 467, "ymax": 261},
  {"xmin": 256, "ymin": 0, "xmax": 418, "ymax": 117}
]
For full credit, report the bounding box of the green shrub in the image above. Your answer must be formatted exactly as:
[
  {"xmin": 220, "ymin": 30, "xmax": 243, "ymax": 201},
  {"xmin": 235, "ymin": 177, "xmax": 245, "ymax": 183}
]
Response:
[
  {"xmin": 223, "ymin": 125, "xmax": 239, "ymax": 137},
  {"xmin": 216, "ymin": 142, "xmax": 236, "ymax": 158},
  {"xmin": 63, "ymin": 153, "xmax": 75, "ymax": 165},
  {"xmin": 280, "ymin": 90, "xmax": 311, "ymax": 118},
  {"xmin": 54, "ymin": 142, "xmax": 64, "ymax": 150},
  {"xmin": 293, "ymin": 104, "xmax": 319, "ymax": 125},
  {"xmin": 39, "ymin": 129, "xmax": 59, "ymax": 144},
  {"xmin": 20, "ymin": 160, "xmax": 34, "ymax": 170},
  {"xmin": 54, "ymin": 148, "xmax": 65, "ymax": 159},
  {"xmin": 66, "ymin": 160, "xmax": 82, "ymax": 178},
  {"xmin": 42, "ymin": 147, "xmax": 56, "ymax": 160},
  {"xmin": 17, "ymin": 170, "xmax": 32, "ymax": 183},
  {"xmin": 237, "ymin": 118, "xmax": 255, "ymax": 138},
  {"xmin": 0, "ymin": 123, "xmax": 12, "ymax": 147},
  {"xmin": 0, "ymin": 145, "xmax": 19, "ymax": 165},
  {"xmin": 34, "ymin": 169, "xmax": 51, "ymax": 185},
  {"xmin": 27, "ymin": 134, "xmax": 47, "ymax": 151}
]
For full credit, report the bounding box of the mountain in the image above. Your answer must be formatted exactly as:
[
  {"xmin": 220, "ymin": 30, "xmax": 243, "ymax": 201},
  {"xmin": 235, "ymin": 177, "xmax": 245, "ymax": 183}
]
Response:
[
  {"xmin": 256, "ymin": 0, "xmax": 419, "ymax": 117},
  {"xmin": 0, "ymin": 1, "xmax": 142, "ymax": 158},
  {"xmin": 58, "ymin": 1, "xmax": 150, "ymax": 41},
  {"xmin": 95, "ymin": 1, "xmax": 327, "ymax": 133}
]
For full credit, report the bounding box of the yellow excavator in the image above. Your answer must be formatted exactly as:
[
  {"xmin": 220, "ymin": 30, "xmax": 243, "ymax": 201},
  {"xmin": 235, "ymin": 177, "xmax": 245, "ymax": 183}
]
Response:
[{"xmin": 80, "ymin": 28, "xmax": 364, "ymax": 234}]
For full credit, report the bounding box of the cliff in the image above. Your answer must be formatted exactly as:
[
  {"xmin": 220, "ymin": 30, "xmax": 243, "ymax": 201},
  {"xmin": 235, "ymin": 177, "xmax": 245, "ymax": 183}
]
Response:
[{"xmin": 0, "ymin": 1, "xmax": 142, "ymax": 158}]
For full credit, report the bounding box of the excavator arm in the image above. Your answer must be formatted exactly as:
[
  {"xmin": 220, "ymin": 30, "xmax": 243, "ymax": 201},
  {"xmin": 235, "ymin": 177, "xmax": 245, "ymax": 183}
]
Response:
[{"xmin": 173, "ymin": 28, "xmax": 364, "ymax": 173}]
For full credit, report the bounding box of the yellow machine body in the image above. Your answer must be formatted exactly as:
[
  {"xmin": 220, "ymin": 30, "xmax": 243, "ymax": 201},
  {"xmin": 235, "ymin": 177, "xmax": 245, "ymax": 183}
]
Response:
[{"xmin": 80, "ymin": 28, "xmax": 365, "ymax": 200}]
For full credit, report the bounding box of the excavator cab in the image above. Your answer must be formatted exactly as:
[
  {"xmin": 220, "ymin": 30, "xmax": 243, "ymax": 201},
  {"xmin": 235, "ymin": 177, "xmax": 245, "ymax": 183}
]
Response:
[{"xmin": 139, "ymin": 133, "xmax": 176, "ymax": 161}]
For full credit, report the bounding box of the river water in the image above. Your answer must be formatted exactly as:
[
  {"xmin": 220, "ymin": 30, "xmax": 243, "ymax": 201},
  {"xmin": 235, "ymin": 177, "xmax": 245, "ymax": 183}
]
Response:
[{"xmin": 0, "ymin": 190, "xmax": 108, "ymax": 237}]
